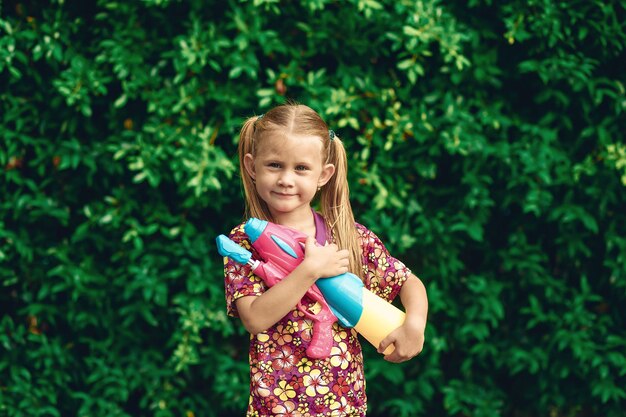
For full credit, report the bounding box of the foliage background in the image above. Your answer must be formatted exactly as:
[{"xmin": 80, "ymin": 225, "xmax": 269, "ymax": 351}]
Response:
[{"xmin": 1, "ymin": 0, "xmax": 625, "ymax": 416}]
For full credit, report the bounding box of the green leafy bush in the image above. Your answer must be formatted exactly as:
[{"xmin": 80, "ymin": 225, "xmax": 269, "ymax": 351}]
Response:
[{"xmin": 1, "ymin": 1, "xmax": 624, "ymax": 416}]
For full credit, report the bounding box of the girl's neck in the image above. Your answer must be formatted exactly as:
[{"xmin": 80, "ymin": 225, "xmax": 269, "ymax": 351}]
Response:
[{"xmin": 272, "ymin": 207, "xmax": 316, "ymax": 237}]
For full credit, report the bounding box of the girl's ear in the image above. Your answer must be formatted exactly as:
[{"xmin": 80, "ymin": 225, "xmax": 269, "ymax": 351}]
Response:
[
  {"xmin": 243, "ymin": 153, "xmax": 256, "ymax": 180},
  {"xmin": 318, "ymin": 163, "xmax": 336, "ymax": 187}
]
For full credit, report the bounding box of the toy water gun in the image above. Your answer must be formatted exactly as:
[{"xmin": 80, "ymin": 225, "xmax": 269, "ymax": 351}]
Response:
[
  {"xmin": 216, "ymin": 230, "xmax": 338, "ymax": 359},
  {"xmin": 217, "ymin": 218, "xmax": 406, "ymax": 355}
]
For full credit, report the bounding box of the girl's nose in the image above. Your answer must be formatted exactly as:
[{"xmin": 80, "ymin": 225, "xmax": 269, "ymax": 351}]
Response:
[{"xmin": 277, "ymin": 174, "xmax": 294, "ymax": 187}]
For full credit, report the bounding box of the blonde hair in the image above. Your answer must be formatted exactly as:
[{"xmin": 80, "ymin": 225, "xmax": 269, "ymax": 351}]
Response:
[{"xmin": 238, "ymin": 103, "xmax": 363, "ymax": 279}]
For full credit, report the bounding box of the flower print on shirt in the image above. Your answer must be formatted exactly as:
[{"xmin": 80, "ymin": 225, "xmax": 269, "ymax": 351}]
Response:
[
  {"xmin": 274, "ymin": 379, "xmax": 297, "ymax": 402},
  {"xmin": 329, "ymin": 342, "xmax": 352, "ymax": 370},
  {"xmin": 304, "ymin": 368, "xmax": 330, "ymax": 397},
  {"xmin": 272, "ymin": 345, "xmax": 297, "ymax": 372}
]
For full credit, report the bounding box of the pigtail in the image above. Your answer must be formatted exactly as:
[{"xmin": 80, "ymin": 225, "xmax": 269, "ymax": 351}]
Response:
[
  {"xmin": 238, "ymin": 115, "xmax": 272, "ymax": 222},
  {"xmin": 321, "ymin": 135, "xmax": 364, "ymax": 280}
]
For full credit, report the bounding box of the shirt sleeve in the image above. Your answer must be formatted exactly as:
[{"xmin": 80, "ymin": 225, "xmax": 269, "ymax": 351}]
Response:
[
  {"xmin": 223, "ymin": 223, "xmax": 267, "ymax": 318},
  {"xmin": 357, "ymin": 223, "xmax": 411, "ymax": 303}
]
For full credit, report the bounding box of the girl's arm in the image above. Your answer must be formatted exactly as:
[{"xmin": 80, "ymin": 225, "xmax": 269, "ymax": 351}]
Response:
[
  {"xmin": 235, "ymin": 236, "xmax": 349, "ymax": 334},
  {"xmin": 378, "ymin": 273, "xmax": 428, "ymax": 363}
]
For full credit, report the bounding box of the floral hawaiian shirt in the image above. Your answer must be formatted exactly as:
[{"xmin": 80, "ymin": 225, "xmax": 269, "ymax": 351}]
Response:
[{"xmin": 223, "ymin": 213, "xmax": 411, "ymax": 416}]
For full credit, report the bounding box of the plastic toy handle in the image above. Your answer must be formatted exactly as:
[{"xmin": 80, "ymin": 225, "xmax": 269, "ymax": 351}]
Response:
[{"xmin": 306, "ymin": 319, "xmax": 334, "ymax": 359}]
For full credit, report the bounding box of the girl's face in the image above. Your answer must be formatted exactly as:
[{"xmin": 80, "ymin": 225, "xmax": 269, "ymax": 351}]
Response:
[{"xmin": 244, "ymin": 133, "xmax": 335, "ymax": 220}]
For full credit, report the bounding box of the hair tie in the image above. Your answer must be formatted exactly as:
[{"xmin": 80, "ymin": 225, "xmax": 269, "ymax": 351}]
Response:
[
  {"xmin": 253, "ymin": 114, "xmax": 264, "ymax": 131},
  {"xmin": 329, "ymin": 130, "xmax": 335, "ymax": 141}
]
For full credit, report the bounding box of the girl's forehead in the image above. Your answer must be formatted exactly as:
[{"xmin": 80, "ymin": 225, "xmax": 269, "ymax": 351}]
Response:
[{"xmin": 258, "ymin": 133, "xmax": 324, "ymax": 156}]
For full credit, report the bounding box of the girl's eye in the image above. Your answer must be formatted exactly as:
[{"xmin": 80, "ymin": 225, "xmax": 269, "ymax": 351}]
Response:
[
  {"xmin": 268, "ymin": 162, "xmax": 281, "ymax": 168},
  {"xmin": 296, "ymin": 165, "xmax": 309, "ymax": 171}
]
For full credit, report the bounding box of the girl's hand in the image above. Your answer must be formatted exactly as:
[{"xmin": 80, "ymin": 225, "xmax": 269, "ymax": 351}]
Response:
[
  {"xmin": 301, "ymin": 236, "xmax": 349, "ymax": 279},
  {"xmin": 377, "ymin": 315, "xmax": 426, "ymax": 363}
]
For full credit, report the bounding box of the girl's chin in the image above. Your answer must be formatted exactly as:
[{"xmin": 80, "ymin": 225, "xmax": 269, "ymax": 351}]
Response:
[
  {"xmin": 268, "ymin": 204, "xmax": 311, "ymax": 217},
  {"xmin": 269, "ymin": 205, "xmax": 296, "ymax": 214}
]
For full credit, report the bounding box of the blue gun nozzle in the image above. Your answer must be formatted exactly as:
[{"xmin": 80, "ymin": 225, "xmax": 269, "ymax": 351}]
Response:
[
  {"xmin": 216, "ymin": 235, "xmax": 252, "ymax": 265},
  {"xmin": 244, "ymin": 218, "xmax": 268, "ymax": 243}
]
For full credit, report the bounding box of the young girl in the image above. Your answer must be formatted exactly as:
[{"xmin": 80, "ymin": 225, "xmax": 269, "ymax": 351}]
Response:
[{"xmin": 223, "ymin": 103, "xmax": 428, "ymax": 416}]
